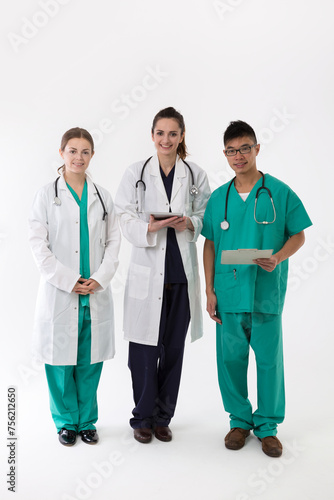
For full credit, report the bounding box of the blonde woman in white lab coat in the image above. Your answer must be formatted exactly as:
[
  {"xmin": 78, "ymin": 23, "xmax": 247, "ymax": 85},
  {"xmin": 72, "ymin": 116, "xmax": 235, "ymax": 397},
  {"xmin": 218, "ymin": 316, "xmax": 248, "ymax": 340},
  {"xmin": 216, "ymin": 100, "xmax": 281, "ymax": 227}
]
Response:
[
  {"xmin": 115, "ymin": 107, "xmax": 211, "ymax": 443},
  {"xmin": 29, "ymin": 127, "xmax": 120, "ymax": 446}
]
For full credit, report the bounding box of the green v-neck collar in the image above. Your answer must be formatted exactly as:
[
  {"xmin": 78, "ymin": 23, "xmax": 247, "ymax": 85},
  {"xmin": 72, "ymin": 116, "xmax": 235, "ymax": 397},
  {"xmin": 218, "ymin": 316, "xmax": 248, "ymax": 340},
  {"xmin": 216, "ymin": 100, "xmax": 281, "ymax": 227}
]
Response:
[
  {"xmin": 231, "ymin": 174, "xmax": 264, "ymax": 207},
  {"xmin": 66, "ymin": 180, "xmax": 87, "ymax": 205}
]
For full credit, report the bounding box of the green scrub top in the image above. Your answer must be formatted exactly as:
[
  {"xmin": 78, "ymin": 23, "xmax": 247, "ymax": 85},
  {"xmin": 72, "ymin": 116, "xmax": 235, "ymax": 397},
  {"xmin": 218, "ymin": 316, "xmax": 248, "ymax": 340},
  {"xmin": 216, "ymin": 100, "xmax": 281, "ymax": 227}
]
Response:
[
  {"xmin": 202, "ymin": 174, "xmax": 312, "ymax": 314},
  {"xmin": 67, "ymin": 181, "xmax": 90, "ymax": 308}
]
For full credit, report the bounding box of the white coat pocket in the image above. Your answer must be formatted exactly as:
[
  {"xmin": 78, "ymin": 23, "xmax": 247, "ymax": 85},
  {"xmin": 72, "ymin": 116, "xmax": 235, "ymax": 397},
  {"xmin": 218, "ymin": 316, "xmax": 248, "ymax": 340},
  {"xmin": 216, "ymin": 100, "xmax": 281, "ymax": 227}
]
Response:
[{"xmin": 127, "ymin": 263, "xmax": 151, "ymax": 300}]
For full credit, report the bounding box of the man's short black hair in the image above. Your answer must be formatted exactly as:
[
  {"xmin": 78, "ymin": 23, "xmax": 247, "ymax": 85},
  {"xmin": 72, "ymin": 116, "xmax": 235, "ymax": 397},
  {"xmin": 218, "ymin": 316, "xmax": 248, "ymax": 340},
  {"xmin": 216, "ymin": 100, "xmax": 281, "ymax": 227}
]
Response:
[{"xmin": 223, "ymin": 120, "xmax": 257, "ymax": 147}]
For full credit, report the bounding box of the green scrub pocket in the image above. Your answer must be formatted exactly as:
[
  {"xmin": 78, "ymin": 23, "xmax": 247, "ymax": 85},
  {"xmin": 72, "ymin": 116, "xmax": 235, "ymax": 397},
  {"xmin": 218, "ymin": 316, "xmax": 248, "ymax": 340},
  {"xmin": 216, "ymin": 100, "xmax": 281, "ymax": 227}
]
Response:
[{"xmin": 214, "ymin": 269, "xmax": 241, "ymax": 309}]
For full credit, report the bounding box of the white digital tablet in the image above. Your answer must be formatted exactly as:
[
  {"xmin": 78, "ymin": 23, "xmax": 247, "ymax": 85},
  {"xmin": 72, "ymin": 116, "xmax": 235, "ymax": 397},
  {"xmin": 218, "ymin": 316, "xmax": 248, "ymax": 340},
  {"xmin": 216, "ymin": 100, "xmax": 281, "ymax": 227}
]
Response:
[{"xmin": 150, "ymin": 212, "xmax": 183, "ymax": 220}]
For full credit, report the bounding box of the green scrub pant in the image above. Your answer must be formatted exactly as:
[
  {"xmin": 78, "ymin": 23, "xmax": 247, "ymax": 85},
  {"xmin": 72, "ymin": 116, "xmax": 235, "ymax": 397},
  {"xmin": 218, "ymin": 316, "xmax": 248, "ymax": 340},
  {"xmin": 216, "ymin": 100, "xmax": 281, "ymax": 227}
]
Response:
[
  {"xmin": 45, "ymin": 305, "xmax": 103, "ymax": 433},
  {"xmin": 217, "ymin": 312, "xmax": 285, "ymax": 439}
]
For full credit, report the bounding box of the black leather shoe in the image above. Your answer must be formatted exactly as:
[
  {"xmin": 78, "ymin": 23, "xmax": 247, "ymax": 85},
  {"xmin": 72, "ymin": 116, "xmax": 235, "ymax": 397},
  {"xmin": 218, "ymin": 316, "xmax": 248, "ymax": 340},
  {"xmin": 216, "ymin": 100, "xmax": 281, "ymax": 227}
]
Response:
[
  {"xmin": 133, "ymin": 428, "xmax": 153, "ymax": 443},
  {"xmin": 155, "ymin": 426, "xmax": 172, "ymax": 442},
  {"xmin": 79, "ymin": 429, "xmax": 99, "ymax": 445},
  {"xmin": 58, "ymin": 428, "xmax": 77, "ymax": 446}
]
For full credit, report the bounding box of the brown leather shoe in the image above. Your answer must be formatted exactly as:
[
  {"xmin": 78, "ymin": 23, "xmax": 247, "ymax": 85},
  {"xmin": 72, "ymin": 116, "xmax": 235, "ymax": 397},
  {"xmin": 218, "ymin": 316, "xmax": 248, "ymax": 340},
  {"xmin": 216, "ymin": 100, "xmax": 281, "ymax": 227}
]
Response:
[
  {"xmin": 155, "ymin": 426, "xmax": 172, "ymax": 442},
  {"xmin": 259, "ymin": 436, "xmax": 283, "ymax": 457},
  {"xmin": 225, "ymin": 427, "xmax": 250, "ymax": 450},
  {"xmin": 133, "ymin": 428, "xmax": 152, "ymax": 444}
]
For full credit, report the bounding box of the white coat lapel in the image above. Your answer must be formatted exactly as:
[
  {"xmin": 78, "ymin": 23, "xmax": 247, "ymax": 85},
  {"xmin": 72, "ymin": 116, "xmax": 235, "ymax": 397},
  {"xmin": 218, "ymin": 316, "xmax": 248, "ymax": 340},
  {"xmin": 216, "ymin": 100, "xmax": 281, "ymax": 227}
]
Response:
[
  {"xmin": 170, "ymin": 156, "xmax": 186, "ymax": 203},
  {"xmin": 148, "ymin": 154, "xmax": 168, "ymax": 199},
  {"xmin": 58, "ymin": 173, "xmax": 76, "ymax": 202},
  {"xmin": 86, "ymin": 175, "xmax": 99, "ymax": 209}
]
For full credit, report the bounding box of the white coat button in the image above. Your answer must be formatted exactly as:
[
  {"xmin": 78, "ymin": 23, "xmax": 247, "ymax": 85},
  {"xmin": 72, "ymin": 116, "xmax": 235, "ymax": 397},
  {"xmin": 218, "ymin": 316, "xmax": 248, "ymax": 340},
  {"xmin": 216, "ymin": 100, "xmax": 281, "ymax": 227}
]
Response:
[{"xmin": 75, "ymin": 250, "xmax": 78, "ymax": 253}]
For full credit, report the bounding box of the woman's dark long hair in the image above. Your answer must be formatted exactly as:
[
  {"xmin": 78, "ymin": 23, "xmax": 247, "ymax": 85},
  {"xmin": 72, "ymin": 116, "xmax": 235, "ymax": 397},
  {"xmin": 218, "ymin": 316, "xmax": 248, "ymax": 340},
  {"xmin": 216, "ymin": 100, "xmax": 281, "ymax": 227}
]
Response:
[{"xmin": 151, "ymin": 107, "xmax": 188, "ymax": 160}]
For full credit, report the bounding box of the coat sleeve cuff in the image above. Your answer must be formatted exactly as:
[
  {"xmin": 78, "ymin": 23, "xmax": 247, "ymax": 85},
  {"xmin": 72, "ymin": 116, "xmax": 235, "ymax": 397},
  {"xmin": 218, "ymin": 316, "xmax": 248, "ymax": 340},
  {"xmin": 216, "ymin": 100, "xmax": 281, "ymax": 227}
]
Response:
[{"xmin": 185, "ymin": 216, "xmax": 202, "ymax": 242}]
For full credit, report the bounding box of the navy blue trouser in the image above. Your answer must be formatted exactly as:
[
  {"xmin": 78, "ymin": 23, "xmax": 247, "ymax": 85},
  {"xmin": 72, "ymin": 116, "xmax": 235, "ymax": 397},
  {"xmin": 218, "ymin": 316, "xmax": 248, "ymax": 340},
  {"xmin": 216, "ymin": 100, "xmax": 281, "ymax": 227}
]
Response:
[{"xmin": 128, "ymin": 283, "xmax": 190, "ymax": 429}]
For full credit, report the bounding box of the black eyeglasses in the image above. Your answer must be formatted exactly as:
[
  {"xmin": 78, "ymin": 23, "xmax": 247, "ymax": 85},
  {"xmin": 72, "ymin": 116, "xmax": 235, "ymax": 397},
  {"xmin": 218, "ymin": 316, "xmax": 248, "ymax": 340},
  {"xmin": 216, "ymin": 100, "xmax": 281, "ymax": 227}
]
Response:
[{"xmin": 224, "ymin": 144, "xmax": 257, "ymax": 156}]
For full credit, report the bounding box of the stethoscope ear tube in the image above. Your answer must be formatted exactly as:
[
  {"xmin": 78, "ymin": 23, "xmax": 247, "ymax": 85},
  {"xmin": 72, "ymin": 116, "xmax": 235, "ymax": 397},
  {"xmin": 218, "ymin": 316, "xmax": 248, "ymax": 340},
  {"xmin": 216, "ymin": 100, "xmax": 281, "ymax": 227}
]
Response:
[
  {"xmin": 135, "ymin": 156, "xmax": 199, "ymax": 213},
  {"xmin": 221, "ymin": 172, "xmax": 276, "ymax": 230},
  {"xmin": 53, "ymin": 176, "xmax": 108, "ymax": 220},
  {"xmin": 221, "ymin": 176, "xmax": 235, "ymax": 231},
  {"xmin": 254, "ymin": 189, "xmax": 276, "ymax": 225},
  {"xmin": 94, "ymin": 184, "xmax": 108, "ymax": 221},
  {"xmin": 53, "ymin": 177, "xmax": 61, "ymax": 205},
  {"xmin": 136, "ymin": 157, "xmax": 153, "ymax": 191},
  {"xmin": 135, "ymin": 180, "xmax": 146, "ymax": 190}
]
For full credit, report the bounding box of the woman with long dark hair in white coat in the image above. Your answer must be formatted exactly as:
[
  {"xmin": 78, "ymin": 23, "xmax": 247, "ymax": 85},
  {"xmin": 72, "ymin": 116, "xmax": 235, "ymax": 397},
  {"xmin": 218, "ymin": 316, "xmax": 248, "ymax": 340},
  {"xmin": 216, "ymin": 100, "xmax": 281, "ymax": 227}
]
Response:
[
  {"xmin": 115, "ymin": 107, "xmax": 211, "ymax": 443},
  {"xmin": 29, "ymin": 127, "xmax": 120, "ymax": 446}
]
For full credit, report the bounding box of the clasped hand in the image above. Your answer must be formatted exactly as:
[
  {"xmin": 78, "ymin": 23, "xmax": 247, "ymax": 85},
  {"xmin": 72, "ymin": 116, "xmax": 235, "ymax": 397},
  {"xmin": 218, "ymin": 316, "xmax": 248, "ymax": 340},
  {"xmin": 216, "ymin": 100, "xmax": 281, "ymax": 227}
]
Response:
[{"xmin": 72, "ymin": 278, "xmax": 100, "ymax": 295}]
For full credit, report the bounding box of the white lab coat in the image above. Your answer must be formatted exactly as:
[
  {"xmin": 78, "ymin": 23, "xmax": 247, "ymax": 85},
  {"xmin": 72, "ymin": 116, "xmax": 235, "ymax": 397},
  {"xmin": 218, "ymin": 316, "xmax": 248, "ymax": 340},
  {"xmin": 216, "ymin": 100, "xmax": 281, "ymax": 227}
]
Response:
[
  {"xmin": 115, "ymin": 154, "xmax": 211, "ymax": 346},
  {"xmin": 28, "ymin": 174, "xmax": 121, "ymax": 365}
]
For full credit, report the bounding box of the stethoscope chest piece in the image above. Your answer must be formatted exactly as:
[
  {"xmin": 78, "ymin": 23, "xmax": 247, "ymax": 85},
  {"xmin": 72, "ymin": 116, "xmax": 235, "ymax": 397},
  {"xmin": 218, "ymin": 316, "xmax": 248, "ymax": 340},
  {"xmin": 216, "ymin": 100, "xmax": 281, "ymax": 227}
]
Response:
[
  {"xmin": 190, "ymin": 185, "xmax": 199, "ymax": 196},
  {"xmin": 221, "ymin": 220, "xmax": 229, "ymax": 231},
  {"xmin": 53, "ymin": 196, "xmax": 61, "ymax": 206}
]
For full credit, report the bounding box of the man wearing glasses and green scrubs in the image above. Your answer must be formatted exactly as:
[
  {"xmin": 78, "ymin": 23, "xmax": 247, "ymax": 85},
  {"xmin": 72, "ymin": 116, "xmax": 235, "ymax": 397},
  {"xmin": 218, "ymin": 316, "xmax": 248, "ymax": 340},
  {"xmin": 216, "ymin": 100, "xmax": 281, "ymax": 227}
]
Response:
[{"xmin": 202, "ymin": 120, "xmax": 312, "ymax": 457}]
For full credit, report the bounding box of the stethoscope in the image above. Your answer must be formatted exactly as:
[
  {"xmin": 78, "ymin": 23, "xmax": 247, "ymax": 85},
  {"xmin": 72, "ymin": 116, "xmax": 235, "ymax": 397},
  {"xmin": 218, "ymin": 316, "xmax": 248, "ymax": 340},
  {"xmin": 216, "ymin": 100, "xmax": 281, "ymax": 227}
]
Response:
[
  {"xmin": 221, "ymin": 171, "xmax": 276, "ymax": 230},
  {"xmin": 135, "ymin": 156, "xmax": 199, "ymax": 213},
  {"xmin": 53, "ymin": 176, "xmax": 108, "ymax": 221}
]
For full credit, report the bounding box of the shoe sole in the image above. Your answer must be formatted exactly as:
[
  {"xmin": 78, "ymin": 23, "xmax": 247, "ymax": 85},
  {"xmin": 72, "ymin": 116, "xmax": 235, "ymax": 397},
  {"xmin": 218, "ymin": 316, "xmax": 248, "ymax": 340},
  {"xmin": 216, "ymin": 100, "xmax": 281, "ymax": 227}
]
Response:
[
  {"xmin": 225, "ymin": 443, "xmax": 245, "ymax": 450},
  {"xmin": 155, "ymin": 433, "xmax": 172, "ymax": 442},
  {"xmin": 134, "ymin": 437, "xmax": 152, "ymax": 443},
  {"xmin": 59, "ymin": 440, "xmax": 76, "ymax": 446},
  {"xmin": 262, "ymin": 449, "xmax": 282, "ymax": 458}
]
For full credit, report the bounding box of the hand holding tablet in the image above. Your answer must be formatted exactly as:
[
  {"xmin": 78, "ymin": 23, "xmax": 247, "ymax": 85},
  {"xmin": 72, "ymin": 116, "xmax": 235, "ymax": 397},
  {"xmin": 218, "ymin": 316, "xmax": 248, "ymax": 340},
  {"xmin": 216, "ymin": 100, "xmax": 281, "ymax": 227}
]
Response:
[{"xmin": 150, "ymin": 212, "xmax": 183, "ymax": 220}]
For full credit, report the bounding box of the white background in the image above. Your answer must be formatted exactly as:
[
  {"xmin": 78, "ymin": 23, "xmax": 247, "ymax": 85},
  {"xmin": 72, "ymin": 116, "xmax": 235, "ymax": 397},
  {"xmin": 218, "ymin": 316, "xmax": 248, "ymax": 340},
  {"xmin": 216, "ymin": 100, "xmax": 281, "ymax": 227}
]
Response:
[{"xmin": 1, "ymin": 1, "xmax": 333, "ymax": 499}]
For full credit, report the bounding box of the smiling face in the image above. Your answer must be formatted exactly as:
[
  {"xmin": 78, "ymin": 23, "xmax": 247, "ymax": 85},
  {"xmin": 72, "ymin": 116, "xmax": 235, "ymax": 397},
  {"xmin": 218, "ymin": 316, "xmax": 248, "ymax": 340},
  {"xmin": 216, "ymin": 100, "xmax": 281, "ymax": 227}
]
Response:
[
  {"xmin": 152, "ymin": 118, "xmax": 185, "ymax": 160},
  {"xmin": 224, "ymin": 135, "xmax": 260, "ymax": 177},
  {"xmin": 59, "ymin": 137, "xmax": 94, "ymax": 176}
]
